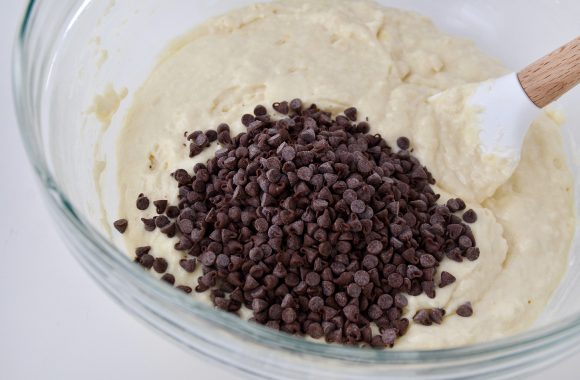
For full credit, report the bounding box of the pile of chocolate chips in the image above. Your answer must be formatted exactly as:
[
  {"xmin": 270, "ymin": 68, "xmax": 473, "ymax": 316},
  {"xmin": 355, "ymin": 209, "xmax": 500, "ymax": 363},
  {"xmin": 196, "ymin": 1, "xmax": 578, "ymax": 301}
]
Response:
[{"xmin": 114, "ymin": 99, "xmax": 479, "ymax": 347}]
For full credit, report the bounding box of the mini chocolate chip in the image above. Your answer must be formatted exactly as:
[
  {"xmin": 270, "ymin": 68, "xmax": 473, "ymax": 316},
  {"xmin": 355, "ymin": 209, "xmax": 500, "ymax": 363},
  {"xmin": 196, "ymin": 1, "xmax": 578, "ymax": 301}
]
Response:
[
  {"xmin": 155, "ymin": 215, "xmax": 170, "ymax": 228},
  {"xmin": 367, "ymin": 240, "xmax": 383, "ymax": 255},
  {"xmin": 456, "ymin": 302, "xmax": 473, "ymax": 317},
  {"xmin": 180, "ymin": 259, "xmax": 197, "ymax": 273},
  {"xmin": 280, "ymin": 146, "xmax": 296, "ymax": 162},
  {"xmin": 458, "ymin": 235, "xmax": 473, "ymax": 249},
  {"xmin": 308, "ymin": 296, "xmax": 324, "ymax": 312},
  {"xmin": 113, "ymin": 219, "xmax": 128, "ymax": 233},
  {"xmin": 252, "ymin": 298, "xmax": 269, "ymax": 313},
  {"xmin": 136, "ymin": 195, "xmax": 150, "ymax": 210},
  {"xmin": 254, "ymin": 105, "xmax": 267, "ymax": 117},
  {"xmin": 422, "ymin": 281, "xmax": 436, "ymax": 298},
  {"xmin": 439, "ymin": 271, "xmax": 456, "ymax": 288},
  {"xmin": 350, "ymin": 200, "xmax": 366, "ymax": 214},
  {"xmin": 354, "ymin": 270, "xmax": 370, "ymax": 286},
  {"xmin": 273, "ymin": 101, "xmax": 289, "ymax": 114},
  {"xmin": 344, "ymin": 107, "xmax": 357, "ymax": 121},
  {"xmin": 153, "ymin": 258, "xmax": 168, "ymax": 273},
  {"xmin": 139, "ymin": 254, "xmax": 154, "ymax": 269},
  {"xmin": 419, "ymin": 254, "xmax": 437, "ymax": 268},
  {"xmin": 430, "ymin": 308, "xmax": 445, "ymax": 324},
  {"xmin": 166, "ymin": 206, "xmax": 180, "ymax": 218},
  {"xmin": 394, "ymin": 294, "xmax": 408, "ymax": 308},
  {"xmin": 161, "ymin": 273, "xmax": 175, "ymax": 285},
  {"xmin": 381, "ymin": 328, "xmax": 398, "ymax": 346},
  {"xmin": 217, "ymin": 123, "xmax": 230, "ymax": 134},
  {"xmin": 289, "ymin": 98, "xmax": 303, "ymax": 112},
  {"xmin": 241, "ymin": 114, "xmax": 255, "ymax": 127},
  {"xmin": 254, "ymin": 218, "xmax": 269, "ymax": 233},
  {"xmin": 343, "ymin": 304, "xmax": 359, "ymax": 323},
  {"xmin": 153, "ymin": 200, "xmax": 168, "ymax": 214},
  {"xmin": 206, "ymin": 130, "xmax": 218, "ymax": 143},
  {"xmin": 297, "ymin": 167, "xmax": 313, "ymax": 181},
  {"xmin": 463, "ymin": 209, "xmax": 477, "ymax": 223},
  {"xmin": 194, "ymin": 133, "xmax": 209, "ymax": 148},
  {"xmin": 176, "ymin": 285, "xmax": 193, "ymax": 294},
  {"xmin": 347, "ymin": 283, "xmax": 362, "ymax": 298},
  {"xmin": 465, "ymin": 247, "xmax": 480, "ymax": 261},
  {"xmin": 377, "ymin": 294, "xmax": 393, "ymax": 310},
  {"xmin": 201, "ymin": 251, "xmax": 216, "ymax": 267},
  {"xmin": 305, "ymin": 272, "xmax": 321, "ymax": 287},
  {"xmin": 413, "ymin": 309, "xmax": 432, "ymax": 326},
  {"xmin": 135, "ymin": 246, "xmax": 151, "ymax": 258},
  {"xmin": 141, "ymin": 217, "xmax": 156, "ymax": 231},
  {"xmin": 362, "ymin": 255, "xmax": 379, "ymax": 269},
  {"xmin": 387, "ymin": 273, "xmax": 403, "ymax": 288},
  {"xmin": 397, "ymin": 137, "xmax": 410, "ymax": 150},
  {"xmin": 282, "ymin": 308, "xmax": 297, "ymax": 324}
]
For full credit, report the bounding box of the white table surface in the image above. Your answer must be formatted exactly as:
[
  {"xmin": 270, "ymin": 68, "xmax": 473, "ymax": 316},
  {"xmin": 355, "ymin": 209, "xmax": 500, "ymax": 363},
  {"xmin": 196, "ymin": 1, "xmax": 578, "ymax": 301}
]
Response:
[{"xmin": 0, "ymin": 1, "xmax": 578, "ymax": 379}]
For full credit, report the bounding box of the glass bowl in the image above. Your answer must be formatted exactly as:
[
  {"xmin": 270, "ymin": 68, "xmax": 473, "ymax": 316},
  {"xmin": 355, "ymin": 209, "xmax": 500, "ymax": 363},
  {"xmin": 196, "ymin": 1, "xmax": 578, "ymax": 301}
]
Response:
[{"xmin": 13, "ymin": 0, "xmax": 580, "ymax": 378}]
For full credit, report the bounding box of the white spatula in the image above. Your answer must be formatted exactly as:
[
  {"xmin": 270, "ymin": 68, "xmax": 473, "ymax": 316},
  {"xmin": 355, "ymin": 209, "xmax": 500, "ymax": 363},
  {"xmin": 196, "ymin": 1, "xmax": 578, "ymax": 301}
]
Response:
[{"xmin": 472, "ymin": 36, "xmax": 580, "ymax": 161}]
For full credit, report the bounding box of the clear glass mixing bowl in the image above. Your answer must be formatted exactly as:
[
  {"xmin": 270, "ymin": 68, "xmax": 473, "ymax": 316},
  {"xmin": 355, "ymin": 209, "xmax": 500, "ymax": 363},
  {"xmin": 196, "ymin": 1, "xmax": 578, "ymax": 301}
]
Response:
[{"xmin": 13, "ymin": 0, "xmax": 580, "ymax": 378}]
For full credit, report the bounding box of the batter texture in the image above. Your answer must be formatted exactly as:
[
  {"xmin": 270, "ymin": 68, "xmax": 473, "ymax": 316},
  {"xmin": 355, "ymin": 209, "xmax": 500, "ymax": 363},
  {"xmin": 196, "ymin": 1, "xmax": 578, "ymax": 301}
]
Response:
[{"xmin": 115, "ymin": 0, "xmax": 575, "ymax": 349}]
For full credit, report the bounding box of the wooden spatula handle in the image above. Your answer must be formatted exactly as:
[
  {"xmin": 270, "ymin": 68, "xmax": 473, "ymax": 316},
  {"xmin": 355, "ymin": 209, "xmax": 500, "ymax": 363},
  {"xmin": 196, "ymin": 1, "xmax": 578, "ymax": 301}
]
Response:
[{"xmin": 517, "ymin": 36, "xmax": 580, "ymax": 108}]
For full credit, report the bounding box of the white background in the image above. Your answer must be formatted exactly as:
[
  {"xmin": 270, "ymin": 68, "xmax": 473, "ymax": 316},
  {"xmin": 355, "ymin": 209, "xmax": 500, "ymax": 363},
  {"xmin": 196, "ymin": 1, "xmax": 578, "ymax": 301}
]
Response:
[{"xmin": 0, "ymin": 1, "xmax": 577, "ymax": 379}]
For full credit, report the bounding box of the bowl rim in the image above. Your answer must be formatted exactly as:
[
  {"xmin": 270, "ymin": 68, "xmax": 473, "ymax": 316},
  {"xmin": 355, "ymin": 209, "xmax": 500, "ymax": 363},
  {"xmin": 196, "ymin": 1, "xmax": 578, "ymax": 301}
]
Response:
[{"xmin": 12, "ymin": 0, "xmax": 580, "ymax": 368}]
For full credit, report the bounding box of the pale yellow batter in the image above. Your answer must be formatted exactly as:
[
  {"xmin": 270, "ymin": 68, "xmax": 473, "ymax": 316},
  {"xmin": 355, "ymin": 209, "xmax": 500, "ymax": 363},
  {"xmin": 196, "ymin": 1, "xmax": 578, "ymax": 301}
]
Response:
[{"xmin": 115, "ymin": 0, "xmax": 575, "ymax": 349}]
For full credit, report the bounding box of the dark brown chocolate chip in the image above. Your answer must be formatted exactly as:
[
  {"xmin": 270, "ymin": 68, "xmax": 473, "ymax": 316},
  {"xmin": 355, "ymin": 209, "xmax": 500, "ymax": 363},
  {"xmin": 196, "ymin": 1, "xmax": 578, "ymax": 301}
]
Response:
[
  {"xmin": 254, "ymin": 105, "xmax": 268, "ymax": 117},
  {"xmin": 282, "ymin": 308, "xmax": 297, "ymax": 324},
  {"xmin": 155, "ymin": 215, "xmax": 170, "ymax": 228},
  {"xmin": 463, "ymin": 209, "xmax": 478, "ymax": 223},
  {"xmin": 354, "ymin": 270, "xmax": 370, "ymax": 286},
  {"xmin": 217, "ymin": 123, "xmax": 230, "ymax": 134},
  {"xmin": 206, "ymin": 130, "xmax": 218, "ymax": 143},
  {"xmin": 394, "ymin": 294, "xmax": 408, "ymax": 308},
  {"xmin": 289, "ymin": 98, "xmax": 303, "ymax": 112},
  {"xmin": 387, "ymin": 273, "xmax": 404, "ymax": 288},
  {"xmin": 139, "ymin": 254, "xmax": 154, "ymax": 269},
  {"xmin": 419, "ymin": 254, "xmax": 437, "ymax": 268},
  {"xmin": 180, "ymin": 259, "xmax": 197, "ymax": 273},
  {"xmin": 153, "ymin": 200, "xmax": 168, "ymax": 214},
  {"xmin": 397, "ymin": 137, "xmax": 410, "ymax": 150},
  {"xmin": 135, "ymin": 246, "xmax": 151, "ymax": 258},
  {"xmin": 343, "ymin": 304, "xmax": 359, "ymax": 322},
  {"xmin": 381, "ymin": 328, "xmax": 397, "ymax": 346},
  {"xmin": 367, "ymin": 240, "xmax": 383, "ymax": 255},
  {"xmin": 439, "ymin": 271, "xmax": 456, "ymax": 288},
  {"xmin": 350, "ymin": 200, "xmax": 366, "ymax": 214},
  {"xmin": 347, "ymin": 283, "xmax": 361, "ymax": 298},
  {"xmin": 465, "ymin": 247, "xmax": 480, "ymax": 261},
  {"xmin": 241, "ymin": 114, "xmax": 255, "ymax": 127},
  {"xmin": 176, "ymin": 285, "xmax": 193, "ymax": 294},
  {"xmin": 141, "ymin": 217, "xmax": 156, "ymax": 231},
  {"xmin": 413, "ymin": 309, "xmax": 432, "ymax": 326},
  {"xmin": 458, "ymin": 235, "xmax": 473, "ymax": 249},
  {"xmin": 429, "ymin": 308, "xmax": 445, "ymax": 324},
  {"xmin": 166, "ymin": 206, "xmax": 180, "ymax": 218},
  {"xmin": 377, "ymin": 294, "xmax": 393, "ymax": 310},
  {"xmin": 113, "ymin": 219, "xmax": 128, "ymax": 234},
  {"xmin": 344, "ymin": 107, "xmax": 358, "ymax": 121},
  {"xmin": 136, "ymin": 195, "xmax": 150, "ymax": 210},
  {"xmin": 153, "ymin": 257, "xmax": 168, "ymax": 273},
  {"xmin": 456, "ymin": 302, "xmax": 473, "ymax": 317},
  {"xmin": 161, "ymin": 273, "xmax": 175, "ymax": 285},
  {"xmin": 422, "ymin": 281, "xmax": 436, "ymax": 299},
  {"xmin": 273, "ymin": 101, "xmax": 289, "ymax": 114}
]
